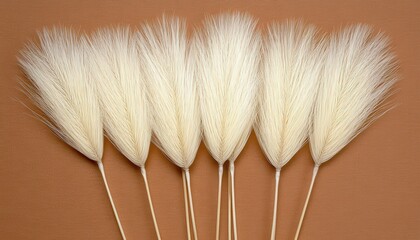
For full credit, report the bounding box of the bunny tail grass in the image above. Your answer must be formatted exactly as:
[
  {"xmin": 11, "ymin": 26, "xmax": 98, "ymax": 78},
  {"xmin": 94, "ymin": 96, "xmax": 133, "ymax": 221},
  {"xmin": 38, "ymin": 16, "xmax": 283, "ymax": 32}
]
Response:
[
  {"xmin": 141, "ymin": 167, "xmax": 161, "ymax": 240},
  {"xmin": 98, "ymin": 162, "xmax": 127, "ymax": 240},
  {"xmin": 195, "ymin": 13, "xmax": 260, "ymax": 240},
  {"xmin": 139, "ymin": 16, "xmax": 201, "ymax": 240},
  {"xmin": 19, "ymin": 29, "xmax": 126, "ymax": 238},
  {"xmin": 254, "ymin": 21, "xmax": 324, "ymax": 240},
  {"xmin": 295, "ymin": 25, "xmax": 397, "ymax": 239}
]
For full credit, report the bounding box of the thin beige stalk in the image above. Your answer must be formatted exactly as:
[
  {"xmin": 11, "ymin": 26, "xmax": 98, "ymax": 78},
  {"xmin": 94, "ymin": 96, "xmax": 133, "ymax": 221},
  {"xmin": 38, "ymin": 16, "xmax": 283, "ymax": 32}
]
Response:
[
  {"xmin": 140, "ymin": 167, "xmax": 161, "ymax": 240},
  {"xmin": 229, "ymin": 161, "xmax": 238, "ymax": 240},
  {"xmin": 228, "ymin": 171, "xmax": 231, "ymax": 240},
  {"xmin": 294, "ymin": 164, "xmax": 319, "ymax": 240},
  {"xmin": 270, "ymin": 169, "xmax": 281, "ymax": 240},
  {"xmin": 185, "ymin": 169, "xmax": 198, "ymax": 240},
  {"xmin": 97, "ymin": 162, "xmax": 126, "ymax": 240},
  {"xmin": 182, "ymin": 171, "xmax": 192, "ymax": 240},
  {"xmin": 216, "ymin": 164, "xmax": 223, "ymax": 240}
]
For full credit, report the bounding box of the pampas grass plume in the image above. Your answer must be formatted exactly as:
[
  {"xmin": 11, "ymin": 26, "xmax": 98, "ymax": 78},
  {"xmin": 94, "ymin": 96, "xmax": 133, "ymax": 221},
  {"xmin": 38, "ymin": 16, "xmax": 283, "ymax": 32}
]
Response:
[
  {"xmin": 255, "ymin": 21, "xmax": 324, "ymax": 240},
  {"xmin": 195, "ymin": 12, "xmax": 260, "ymax": 240},
  {"xmin": 89, "ymin": 27, "xmax": 151, "ymax": 167},
  {"xmin": 19, "ymin": 28, "xmax": 127, "ymax": 239},
  {"xmin": 19, "ymin": 28, "xmax": 103, "ymax": 162},
  {"xmin": 88, "ymin": 27, "xmax": 161, "ymax": 239},
  {"xmin": 139, "ymin": 16, "xmax": 201, "ymax": 240},
  {"xmin": 310, "ymin": 25, "xmax": 396, "ymax": 165},
  {"xmin": 295, "ymin": 25, "xmax": 397, "ymax": 239},
  {"xmin": 196, "ymin": 13, "xmax": 260, "ymax": 166}
]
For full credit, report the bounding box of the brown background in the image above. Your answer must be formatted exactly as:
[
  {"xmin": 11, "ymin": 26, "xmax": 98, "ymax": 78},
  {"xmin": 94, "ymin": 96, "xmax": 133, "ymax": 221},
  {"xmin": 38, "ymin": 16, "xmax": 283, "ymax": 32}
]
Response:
[{"xmin": 1, "ymin": 0, "xmax": 419, "ymax": 239}]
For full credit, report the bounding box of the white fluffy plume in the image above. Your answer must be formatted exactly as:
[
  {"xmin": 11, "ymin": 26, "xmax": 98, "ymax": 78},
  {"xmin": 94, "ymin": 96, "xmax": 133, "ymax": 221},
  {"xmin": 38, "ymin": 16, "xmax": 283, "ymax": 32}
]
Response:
[
  {"xmin": 195, "ymin": 13, "xmax": 260, "ymax": 164},
  {"xmin": 19, "ymin": 28, "xmax": 103, "ymax": 162},
  {"xmin": 88, "ymin": 27, "xmax": 151, "ymax": 167},
  {"xmin": 255, "ymin": 21, "xmax": 324, "ymax": 169},
  {"xmin": 310, "ymin": 25, "xmax": 397, "ymax": 165},
  {"xmin": 139, "ymin": 17, "xmax": 201, "ymax": 169}
]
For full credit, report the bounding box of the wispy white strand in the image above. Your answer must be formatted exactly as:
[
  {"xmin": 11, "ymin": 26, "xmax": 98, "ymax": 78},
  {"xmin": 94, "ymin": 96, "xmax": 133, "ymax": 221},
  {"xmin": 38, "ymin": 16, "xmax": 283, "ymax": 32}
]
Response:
[{"xmin": 295, "ymin": 25, "xmax": 397, "ymax": 240}]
